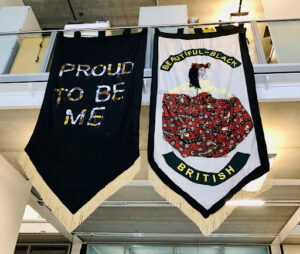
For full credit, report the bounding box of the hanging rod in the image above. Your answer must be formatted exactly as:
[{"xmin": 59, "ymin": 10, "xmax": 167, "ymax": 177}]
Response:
[
  {"xmin": 73, "ymin": 232, "xmax": 277, "ymax": 238},
  {"xmin": 0, "ymin": 17, "xmax": 300, "ymax": 36}
]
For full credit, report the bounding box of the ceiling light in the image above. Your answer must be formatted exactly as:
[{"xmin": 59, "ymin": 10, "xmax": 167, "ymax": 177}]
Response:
[{"xmin": 226, "ymin": 200, "xmax": 265, "ymax": 206}]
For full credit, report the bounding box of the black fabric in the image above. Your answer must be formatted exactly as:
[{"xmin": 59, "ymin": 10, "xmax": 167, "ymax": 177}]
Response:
[
  {"xmin": 188, "ymin": 65, "xmax": 201, "ymax": 88},
  {"xmin": 74, "ymin": 31, "xmax": 81, "ymax": 38},
  {"xmin": 148, "ymin": 26, "xmax": 269, "ymax": 218},
  {"xmin": 98, "ymin": 31, "xmax": 105, "ymax": 38},
  {"xmin": 26, "ymin": 29, "xmax": 147, "ymax": 214},
  {"xmin": 194, "ymin": 28, "xmax": 203, "ymax": 34},
  {"xmin": 177, "ymin": 28, "xmax": 184, "ymax": 34},
  {"xmin": 123, "ymin": 28, "xmax": 131, "ymax": 35},
  {"xmin": 155, "ymin": 25, "xmax": 245, "ymax": 39},
  {"xmin": 80, "ymin": 244, "xmax": 87, "ymax": 254}
]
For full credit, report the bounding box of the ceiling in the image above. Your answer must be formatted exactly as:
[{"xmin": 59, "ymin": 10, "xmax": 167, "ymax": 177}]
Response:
[
  {"xmin": 1, "ymin": 101, "xmax": 300, "ymax": 245},
  {"xmin": 20, "ymin": 0, "xmax": 272, "ymax": 65},
  {"xmin": 22, "ymin": 0, "xmax": 266, "ymax": 29},
  {"xmin": 1, "ymin": 0, "xmax": 298, "ymax": 247}
]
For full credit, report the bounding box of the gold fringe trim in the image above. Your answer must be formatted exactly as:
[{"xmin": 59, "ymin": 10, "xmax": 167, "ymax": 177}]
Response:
[
  {"xmin": 149, "ymin": 167, "xmax": 272, "ymax": 236},
  {"xmin": 20, "ymin": 151, "xmax": 141, "ymax": 232}
]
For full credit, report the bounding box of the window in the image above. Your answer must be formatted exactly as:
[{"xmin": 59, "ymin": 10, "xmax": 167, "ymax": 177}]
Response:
[
  {"xmin": 15, "ymin": 244, "xmax": 70, "ymax": 254},
  {"xmin": 87, "ymin": 245, "xmax": 269, "ymax": 254},
  {"xmin": 224, "ymin": 247, "xmax": 269, "ymax": 254}
]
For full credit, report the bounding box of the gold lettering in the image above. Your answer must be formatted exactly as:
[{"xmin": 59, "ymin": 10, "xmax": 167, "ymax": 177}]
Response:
[
  {"xmin": 185, "ymin": 168, "xmax": 194, "ymax": 178},
  {"xmin": 95, "ymin": 85, "xmax": 111, "ymax": 102},
  {"xmin": 107, "ymin": 63, "xmax": 121, "ymax": 76},
  {"xmin": 67, "ymin": 87, "xmax": 84, "ymax": 102},
  {"xmin": 59, "ymin": 63, "xmax": 75, "ymax": 77},
  {"xmin": 231, "ymin": 60, "xmax": 238, "ymax": 67},
  {"xmin": 161, "ymin": 65, "xmax": 169, "ymax": 70},
  {"xmin": 87, "ymin": 107, "xmax": 105, "ymax": 127},
  {"xmin": 220, "ymin": 56, "xmax": 227, "ymax": 62},
  {"xmin": 92, "ymin": 64, "xmax": 106, "ymax": 76},
  {"xmin": 165, "ymin": 61, "xmax": 172, "ymax": 66},
  {"xmin": 64, "ymin": 109, "xmax": 86, "ymax": 125},
  {"xmin": 218, "ymin": 172, "xmax": 226, "ymax": 180},
  {"xmin": 177, "ymin": 163, "xmax": 186, "ymax": 172},
  {"xmin": 112, "ymin": 82, "xmax": 125, "ymax": 101},
  {"xmin": 203, "ymin": 173, "xmax": 209, "ymax": 182},
  {"xmin": 227, "ymin": 58, "xmax": 233, "ymax": 64},
  {"xmin": 225, "ymin": 165, "xmax": 235, "ymax": 175},
  {"xmin": 212, "ymin": 174, "xmax": 217, "ymax": 183},
  {"xmin": 121, "ymin": 62, "xmax": 134, "ymax": 74},
  {"xmin": 170, "ymin": 56, "xmax": 176, "ymax": 62},
  {"xmin": 76, "ymin": 64, "xmax": 91, "ymax": 77},
  {"xmin": 210, "ymin": 51, "xmax": 216, "ymax": 57},
  {"xmin": 55, "ymin": 88, "xmax": 67, "ymax": 104}
]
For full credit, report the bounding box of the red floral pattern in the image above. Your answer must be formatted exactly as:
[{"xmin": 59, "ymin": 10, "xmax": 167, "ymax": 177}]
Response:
[{"xmin": 162, "ymin": 92, "xmax": 253, "ymax": 158}]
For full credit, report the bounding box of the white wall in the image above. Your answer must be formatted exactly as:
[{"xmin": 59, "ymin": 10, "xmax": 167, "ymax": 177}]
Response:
[
  {"xmin": 262, "ymin": 0, "xmax": 300, "ymax": 19},
  {"xmin": 0, "ymin": 155, "xmax": 31, "ymax": 254},
  {"xmin": 139, "ymin": 5, "xmax": 187, "ymax": 26},
  {"xmin": 262, "ymin": 0, "xmax": 300, "ymax": 63},
  {"xmin": 0, "ymin": 0, "xmax": 24, "ymax": 7},
  {"xmin": 282, "ymin": 245, "xmax": 300, "ymax": 254}
]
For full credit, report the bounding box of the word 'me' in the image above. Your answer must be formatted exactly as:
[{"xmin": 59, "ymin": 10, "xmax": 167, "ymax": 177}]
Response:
[
  {"xmin": 64, "ymin": 107, "xmax": 105, "ymax": 127},
  {"xmin": 57, "ymin": 83, "xmax": 125, "ymax": 127}
]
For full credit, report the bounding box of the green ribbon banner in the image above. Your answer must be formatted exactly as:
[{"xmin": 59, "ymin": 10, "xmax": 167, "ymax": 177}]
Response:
[
  {"xmin": 160, "ymin": 48, "xmax": 241, "ymax": 71},
  {"xmin": 163, "ymin": 152, "xmax": 250, "ymax": 186}
]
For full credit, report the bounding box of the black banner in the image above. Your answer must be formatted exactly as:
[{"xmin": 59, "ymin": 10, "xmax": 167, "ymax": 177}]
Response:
[{"xmin": 25, "ymin": 29, "xmax": 147, "ymax": 214}]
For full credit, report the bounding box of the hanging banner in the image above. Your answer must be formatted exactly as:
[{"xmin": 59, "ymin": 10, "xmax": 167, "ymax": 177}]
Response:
[
  {"xmin": 21, "ymin": 29, "xmax": 147, "ymax": 231},
  {"xmin": 148, "ymin": 26, "xmax": 269, "ymax": 235}
]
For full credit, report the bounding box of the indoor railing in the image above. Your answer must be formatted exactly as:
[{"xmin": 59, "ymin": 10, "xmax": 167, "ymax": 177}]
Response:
[{"xmin": 0, "ymin": 18, "xmax": 300, "ymax": 107}]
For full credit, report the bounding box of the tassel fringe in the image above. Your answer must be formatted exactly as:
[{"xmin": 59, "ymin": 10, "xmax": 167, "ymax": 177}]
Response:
[
  {"xmin": 19, "ymin": 148, "xmax": 271, "ymax": 235},
  {"xmin": 20, "ymin": 151, "xmax": 141, "ymax": 232},
  {"xmin": 149, "ymin": 167, "xmax": 272, "ymax": 236}
]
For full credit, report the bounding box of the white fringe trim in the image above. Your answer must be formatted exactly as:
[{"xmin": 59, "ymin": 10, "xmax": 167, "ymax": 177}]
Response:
[
  {"xmin": 149, "ymin": 167, "xmax": 272, "ymax": 236},
  {"xmin": 20, "ymin": 151, "xmax": 141, "ymax": 232}
]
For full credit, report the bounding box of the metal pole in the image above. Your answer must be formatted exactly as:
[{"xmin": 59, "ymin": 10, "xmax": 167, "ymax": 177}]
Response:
[
  {"xmin": 238, "ymin": 0, "xmax": 243, "ymax": 13},
  {"xmin": 73, "ymin": 232, "xmax": 278, "ymax": 238},
  {"xmin": 0, "ymin": 18, "xmax": 300, "ymax": 36},
  {"xmin": 67, "ymin": 0, "xmax": 77, "ymax": 21}
]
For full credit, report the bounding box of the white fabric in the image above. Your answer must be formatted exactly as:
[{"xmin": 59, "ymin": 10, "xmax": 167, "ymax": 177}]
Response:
[{"xmin": 153, "ymin": 33, "xmax": 261, "ymax": 210}]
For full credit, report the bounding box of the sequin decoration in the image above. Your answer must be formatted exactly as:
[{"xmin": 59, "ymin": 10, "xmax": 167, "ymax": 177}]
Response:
[{"xmin": 162, "ymin": 92, "xmax": 253, "ymax": 158}]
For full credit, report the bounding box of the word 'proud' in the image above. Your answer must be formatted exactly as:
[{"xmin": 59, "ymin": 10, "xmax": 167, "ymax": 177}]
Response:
[{"xmin": 59, "ymin": 62, "xmax": 134, "ymax": 77}]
